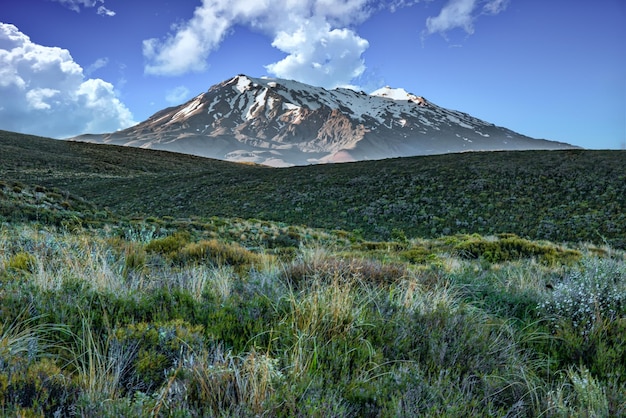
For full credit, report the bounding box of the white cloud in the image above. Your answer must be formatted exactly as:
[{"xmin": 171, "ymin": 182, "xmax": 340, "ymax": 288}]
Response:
[
  {"xmin": 165, "ymin": 86, "xmax": 191, "ymax": 105},
  {"xmin": 265, "ymin": 18, "xmax": 369, "ymax": 88},
  {"xmin": 482, "ymin": 0, "xmax": 509, "ymax": 15},
  {"xmin": 26, "ymin": 88, "xmax": 60, "ymax": 110},
  {"xmin": 52, "ymin": 0, "xmax": 116, "ymax": 16},
  {"xmin": 85, "ymin": 57, "xmax": 109, "ymax": 75},
  {"xmin": 0, "ymin": 23, "xmax": 134, "ymax": 138},
  {"xmin": 143, "ymin": 0, "xmax": 507, "ymax": 88},
  {"xmin": 425, "ymin": 0, "xmax": 477, "ymax": 36},
  {"xmin": 97, "ymin": 5, "xmax": 116, "ymax": 17},
  {"xmin": 143, "ymin": 3, "xmax": 232, "ymax": 76},
  {"xmin": 143, "ymin": 0, "xmax": 376, "ymax": 88},
  {"xmin": 424, "ymin": 0, "xmax": 509, "ymax": 37}
]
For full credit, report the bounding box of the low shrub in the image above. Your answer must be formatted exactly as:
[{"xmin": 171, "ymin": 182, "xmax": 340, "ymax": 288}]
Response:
[
  {"xmin": 0, "ymin": 358, "xmax": 79, "ymax": 416},
  {"xmin": 113, "ymin": 319, "xmax": 206, "ymax": 391},
  {"xmin": 538, "ymin": 258, "xmax": 626, "ymax": 338},
  {"xmin": 285, "ymin": 255, "xmax": 408, "ymax": 290},
  {"xmin": 178, "ymin": 239, "xmax": 263, "ymax": 268},
  {"xmin": 144, "ymin": 231, "xmax": 190, "ymax": 259},
  {"xmin": 456, "ymin": 235, "xmax": 581, "ymax": 265},
  {"xmin": 358, "ymin": 241, "xmax": 407, "ymax": 251},
  {"xmin": 399, "ymin": 246, "xmax": 434, "ymax": 264}
]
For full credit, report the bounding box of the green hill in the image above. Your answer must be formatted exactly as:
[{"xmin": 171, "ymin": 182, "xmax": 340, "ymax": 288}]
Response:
[{"xmin": 2, "ymin": 129, "xmax": 624, "ymax": 247}]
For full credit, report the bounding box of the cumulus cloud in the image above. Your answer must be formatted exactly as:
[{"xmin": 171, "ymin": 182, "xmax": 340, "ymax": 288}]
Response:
[
  {"xmin": 424, "ymin": 0, "xmax": 509, "ymax": 37},
  {"xmin": 143, "ymin": 0, "xmax": 507, "ymax": 88},
  {"xmin": 143, "ymin": 0, "xmax": 376, "ymax": 88},
  {"xmin": 0, "ymin": 23, "xmax": 134, "ymax": 138},
  {"xmin": 52, "ymin": 0, "xmax": 116, "ymax": 16},
  {"xmin": 265, "ymin": 17, "xmax": 369, "ymax": 88}
]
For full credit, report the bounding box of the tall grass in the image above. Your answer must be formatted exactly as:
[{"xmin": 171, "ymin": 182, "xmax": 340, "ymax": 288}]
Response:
[
  {"xmin": 64, "ymin": 312, "xmax": 136, "ymax": 406},
  {"xmin": 0, "ymin": 308, "xmax": 64, "ymax": 368},
  {"xmin": 0, "ymin": 221, "xmax": 624, "ymax": 416}
]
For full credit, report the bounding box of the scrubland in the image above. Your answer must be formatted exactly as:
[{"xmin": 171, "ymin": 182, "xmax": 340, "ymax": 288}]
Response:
[
  {"xmin": 1, "ymin": 216, "xmax": 624, "ymax": 416},
  {"xmin": 1, "ymin": 132, "xmax": 624, "ymax": 416}
]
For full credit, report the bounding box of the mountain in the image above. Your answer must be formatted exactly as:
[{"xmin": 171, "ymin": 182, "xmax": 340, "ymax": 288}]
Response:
[{"xmin": 71, "ymin": 74, "xmax": 575, "ymax": 167}]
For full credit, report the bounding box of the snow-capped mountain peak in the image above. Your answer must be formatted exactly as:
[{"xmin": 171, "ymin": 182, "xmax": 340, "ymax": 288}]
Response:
[
  {"xmin": 370, "ymin": 86, "xmax": 411, "ymax": 100},
  {"xmin": 70, "ymin": 74, "xmax": 575, "ymax": 167}
]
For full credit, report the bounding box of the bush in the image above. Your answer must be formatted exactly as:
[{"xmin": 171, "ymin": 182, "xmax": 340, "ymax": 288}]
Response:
[
  {"xmin": 284, "ymin": 255, "xmax": 408, "ymax": 290},
  {"xmin": 144, "ymin": 231, "xmax": 190, "ymax": 259},
  {"xmin": 178, "ymin": 239, "xmax": 262, "ymax": 267},
  {"xmin": 538, "ymin": 258, "xmax": 626, "ymax": 337},
  {"xmin": 399, "ymin": 246, "xmax": 434, "ymax": 264},
  {"xmin": 456, "ymin": 235, "xmax": 581, "ymax": 265},
  {"xmin": 113, "ymin": 319, "xmax": 206, "ymax": 391},
  {"xmin": 1, "ymin": 358, "xmax": 79, "ymax": 416}
]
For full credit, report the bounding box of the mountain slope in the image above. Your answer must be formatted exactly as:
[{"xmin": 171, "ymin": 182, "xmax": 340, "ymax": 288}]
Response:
[
  {"xmin": 2, "ymin": 130, "xmax": 623, "ymax": 248},
  {"xmin": 71, "ymin": 75, "xmax": 575, "ymax": 166}
]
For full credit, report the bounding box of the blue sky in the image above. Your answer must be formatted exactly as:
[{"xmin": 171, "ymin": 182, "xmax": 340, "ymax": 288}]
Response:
[{"xmin": 1, "ymin": 0, "xmax": 624, "ymax": 149}]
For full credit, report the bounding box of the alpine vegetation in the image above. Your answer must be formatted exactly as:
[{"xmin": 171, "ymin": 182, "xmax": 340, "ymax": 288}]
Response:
[{"xmin": 1, "ymin": 217, "xmax": 624, "ymax": 416}]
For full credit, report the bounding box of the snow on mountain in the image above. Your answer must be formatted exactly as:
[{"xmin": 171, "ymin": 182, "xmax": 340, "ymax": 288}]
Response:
[{"xmin": 70, "ymin": 74, "xmax": 576, "ymax": 167}]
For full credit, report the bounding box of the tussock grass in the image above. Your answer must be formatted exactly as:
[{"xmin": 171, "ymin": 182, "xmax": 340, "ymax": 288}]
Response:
[
  {"xmin": 64, "ymin": 312, "xmax": 136, "ymax": 406},
  {"xmin": 0, "ymin": 220, "xmax": 624, "ymax": 416}
]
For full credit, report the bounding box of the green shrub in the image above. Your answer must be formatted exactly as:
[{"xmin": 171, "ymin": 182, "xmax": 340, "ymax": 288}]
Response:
[
  {"xmin": 144, "ymin": 231, "xmax": 190, "ymax": 259},
  {"xmin": 1, "ymin": 358, "xmax": 79, "ymax": 417},
  {"xmin": 456, "ymin": 235, "xmax": 581, "ymax": 265},
  {"xmin": 113, "ymin": 319, "xmax": 205, "ymax": 391},
  {"xmin": 399, "ymin": 246, "xmax": 433, "ymax": 264},
  {"xmin": 203, "ymin": 291, "xmax": 277, "ymax": 352},
  {"xmin": 178, "ymin": 239, "xmax": 262, "ymax": 267},
  {"xmin": 538, "ymin": 258, "xmax": 626, "ymax": 337},
  {"xmin": 358, "ymin": 241, "xmax": 407, "ymax": 251}
]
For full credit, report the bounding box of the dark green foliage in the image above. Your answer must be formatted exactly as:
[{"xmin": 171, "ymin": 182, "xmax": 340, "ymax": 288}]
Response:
[
  {"xmin": 455, "ymin": 234, "xmax": 582, "ymax": 264},
  {"xmin": 0, "ymin": 359, "xmax": 80, "ymax": 416},
  {"xmin": 113, "ymin": 319, "xmax": 205, "ymax": 391},
  {"xmin": 202, "ymin": 291, "xmax": 277, "ymax": 352},
  {"xmin": 1, "ymin": 131, "xmax": 624, "ymax": 248},
  {"xmin": 399, "ymin": 245, "xmax": 434, "ymax": 264}
]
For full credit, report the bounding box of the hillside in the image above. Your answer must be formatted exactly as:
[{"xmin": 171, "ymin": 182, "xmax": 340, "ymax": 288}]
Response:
[{"xmin": 1, "ymin": 130, "xmax": 625, "ymax": 248}]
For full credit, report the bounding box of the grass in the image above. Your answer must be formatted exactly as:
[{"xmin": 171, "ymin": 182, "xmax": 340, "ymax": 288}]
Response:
[
  {"xmin": 0, "ymin": 218, "xmax": 624, "ymax": 416},
  {"xmin": 0, "ymin": 129, "xmax": 624, "ymax": 415}
]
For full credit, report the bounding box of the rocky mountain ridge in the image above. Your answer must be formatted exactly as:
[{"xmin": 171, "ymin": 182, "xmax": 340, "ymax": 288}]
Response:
[{"xmin": 71, "ymin": 75, "xmax": 575, "ymax": 166}]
